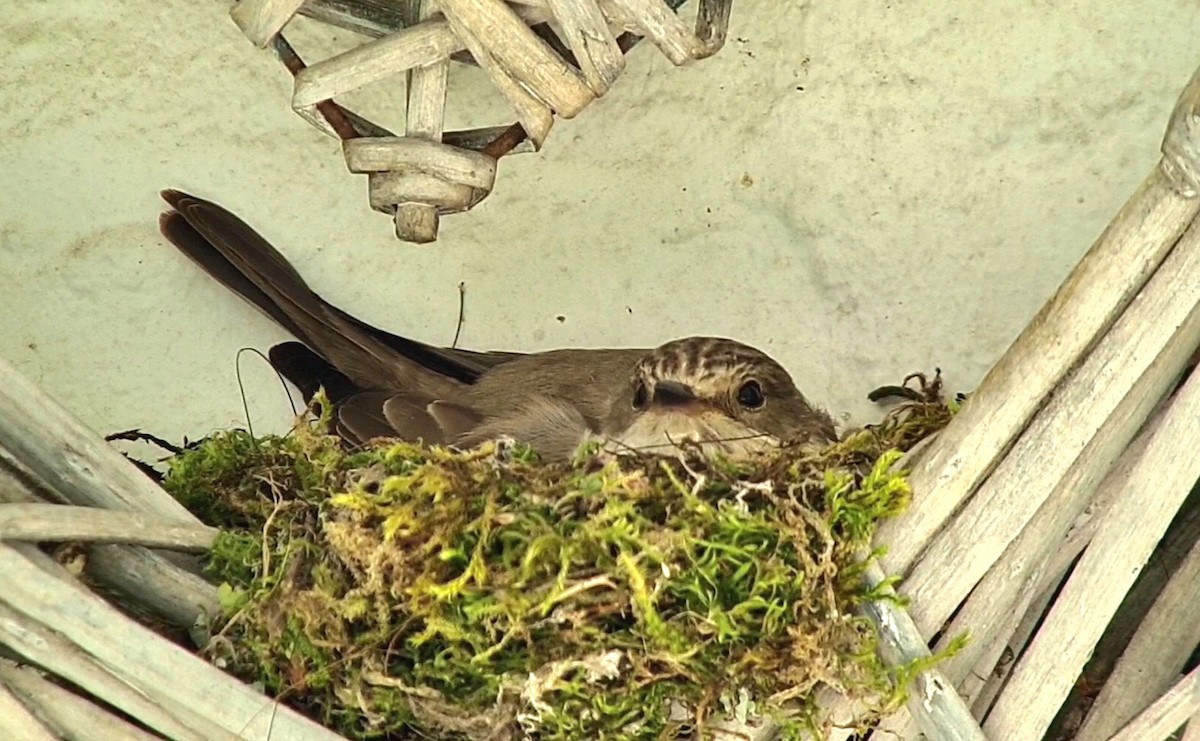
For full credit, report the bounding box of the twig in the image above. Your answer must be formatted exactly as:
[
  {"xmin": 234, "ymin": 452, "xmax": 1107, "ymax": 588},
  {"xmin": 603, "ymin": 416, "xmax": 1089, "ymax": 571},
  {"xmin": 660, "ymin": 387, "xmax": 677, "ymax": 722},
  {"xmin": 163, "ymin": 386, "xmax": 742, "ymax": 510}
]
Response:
[
  {"xmin": 0, "ymin": 676, "xmax": 55, "ymax": 741},
  {"xmin": 0, "ymin": 544, "xmax": 340, "ymax": 740},
  {"xmin": 1107, "ymin": 665, "xmax": 1200, "ymax": 741},
  {"xmin": 480, "ymin": 121, "xmax": 531, "ymax": 159},
  {"xmin": 452, "ymin": 281, "xmax": 466, "ymax": 348},
  {"xmin": 272, "ymin": 33, "xmax": 362, "ymax": 140},
  {"xmin": 0, "ymin": 503, "xmax": 217, "ymax": 551},
  {"xmin": 877, "ymin": 161, "xmax": 1200, "ymax": 579},
  {"xmin": 982, "ymin": 316, "xmax": 1200, "ymax": 738},
  {"xmin": 103, "ymin": 428, "xmax": 184, "ymax": 454},
  {"xmin": 0, "ymin": 659, "xmax": 160, "ymax": 741},
  {"xmin": 1073, "ymin": 485, "xmax": 1200, "ymax": 740},
  {"xmin": 859, "ymin": 560, "xmax": 985, "ymax": 741}
]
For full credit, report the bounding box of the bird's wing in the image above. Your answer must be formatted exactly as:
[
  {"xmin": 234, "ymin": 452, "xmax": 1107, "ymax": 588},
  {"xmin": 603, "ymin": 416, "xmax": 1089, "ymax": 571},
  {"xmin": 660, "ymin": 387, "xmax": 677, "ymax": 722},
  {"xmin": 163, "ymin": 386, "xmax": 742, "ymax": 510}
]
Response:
[
  {"xmin": 268, "ymin": 341, "xmax": 489, "ymax": 448},
  {"xmin": 376, "ymin": 393, "xmax": 477, "ymax": 444},
  {"xmin": 468, "ymin": 347, "xmax": 649, "ymax": 426},
  {"xmin": 426, "ymin": 400, "xmax": 485, "ymax": 439},
  {"xmin": 453, "ymin": 397, "xmax": 596, "ymax": 461},
  {"xmin": 335, "ymin": 391, "xmax": 592, "ymax": 459},
  {"xmin": 335, "ymin": 392, "xmax": 404, "ymax": 445},
  {"xmin": 159, "ymin": 190, "xmax": 519, "ymax": 397}
]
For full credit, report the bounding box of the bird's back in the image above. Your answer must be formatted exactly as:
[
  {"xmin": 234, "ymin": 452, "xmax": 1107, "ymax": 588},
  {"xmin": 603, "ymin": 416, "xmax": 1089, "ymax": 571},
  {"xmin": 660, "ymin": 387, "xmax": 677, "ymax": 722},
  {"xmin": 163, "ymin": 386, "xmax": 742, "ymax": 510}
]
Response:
[{"xmin": 467, "ymin": 347, "xmax": 648, "ymax": 427}]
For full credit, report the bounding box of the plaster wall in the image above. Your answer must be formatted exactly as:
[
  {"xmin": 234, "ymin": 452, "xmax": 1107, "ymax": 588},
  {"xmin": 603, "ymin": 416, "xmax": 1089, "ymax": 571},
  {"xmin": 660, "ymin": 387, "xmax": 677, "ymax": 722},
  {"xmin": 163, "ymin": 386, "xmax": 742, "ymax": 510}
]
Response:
[{"xmin": 2, "ymin": 2, "xmax": 1197, "ymax": 446}]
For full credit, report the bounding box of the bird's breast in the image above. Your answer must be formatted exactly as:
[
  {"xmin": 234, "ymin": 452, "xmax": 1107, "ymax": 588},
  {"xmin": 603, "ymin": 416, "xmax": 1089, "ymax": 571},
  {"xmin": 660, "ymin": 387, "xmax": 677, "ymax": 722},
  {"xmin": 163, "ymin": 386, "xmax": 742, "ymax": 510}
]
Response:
[{"xmin": 606, "ymin": 408, "xmax": 778, "ymax": 458}]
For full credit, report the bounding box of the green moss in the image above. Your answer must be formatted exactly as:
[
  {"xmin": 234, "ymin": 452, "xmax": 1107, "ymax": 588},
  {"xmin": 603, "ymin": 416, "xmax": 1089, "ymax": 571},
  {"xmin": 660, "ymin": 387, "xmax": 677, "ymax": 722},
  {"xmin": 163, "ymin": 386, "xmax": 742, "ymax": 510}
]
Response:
[{"xmin": 161, "ymin": 393, "xmax": 954, "ymax": 739}]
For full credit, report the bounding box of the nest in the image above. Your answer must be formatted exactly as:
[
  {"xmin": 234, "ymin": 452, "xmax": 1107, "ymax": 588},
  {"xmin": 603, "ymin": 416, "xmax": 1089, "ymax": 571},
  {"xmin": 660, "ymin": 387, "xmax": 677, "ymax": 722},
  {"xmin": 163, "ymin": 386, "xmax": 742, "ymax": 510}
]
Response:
[{"xmin": 157, "ymin": 394, "xmax": 953, "ymax": 739}]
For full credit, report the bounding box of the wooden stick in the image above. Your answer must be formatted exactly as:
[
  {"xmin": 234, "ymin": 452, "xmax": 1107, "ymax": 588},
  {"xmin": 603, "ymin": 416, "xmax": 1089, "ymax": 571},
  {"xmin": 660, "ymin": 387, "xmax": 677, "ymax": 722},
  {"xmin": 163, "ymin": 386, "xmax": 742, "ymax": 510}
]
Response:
[
  {"xmin": 0, "ymin": 599, "xmax": 220, "ymax": 741},
  {"xmin": 440, "ymin": 6, "xmax": 554, "ymax": 147},
  {"xmin": 438, "ymin": 0, "xmax": 594, "ymax": 117},
  {"xmin": 879, "ymin": 62, "xmax": 1200, "ymax": 581},
  {"xmin": 393, "ymin": 0, "xmax": 450, "ymax": 243},
  {"xmin": 694, "ymin": 0, "xmax": 734, "ymax": 57},
  {"xmin": 272, "ymin": 34, "xmax": 362, "ymax": 140},
  {"xmin": 0, "ymin": 357, "xmax": 195, "ymax": 523},
  {"xmin": 231, "ymin": 0, "xmax": 307, "ymax": 47},
  {"xmin": 0, "ymin": 456, "xmax": 55, "ymax": 505},
  {"xmin": 546, "ymin": 0, "xmax": 625, "ymax": 95},
  {"xmin": 0, "ymin": 357, "xmax": 219, "ymax": 626},
  {"xmin": 1162, "ymin": 65, "xmax": 1200, "ymax": 197},
  {"xmin": 293, "ymin": 20, "xmax": 461, "ymax": 110},
  {"xmin": 968, "ymin": 368, "xmax": 1195, "ymax": 731},
  {"xmin": 928, "ymin": 380, "xmax": 1173, "ymax": 696},
  {"xmin": 876, "ymin": 171, "xmax": 1200, "ymax": 582},
  {"xmin": 981, "ymin": 302, "xmax": 1200, "ymax": 738},
  {"xmin": 895, "ymin": 326, "xmax": 1195, "ymax": 739},
  {"xmin": 366, "ymin": 171, "xmax": 478, "ymax": 213},
  {"xmin": 0, "ymin": 502, "xmax": 217, "ymax": 550},
  {"xmin": 901, "ymin": 203, "xmax": 1200, "ymax": 639},
  {"xmin": 949, "ymin": 460, "xmax": 1137, "ymax": 722},
  {"xmin": 605, "ymin": 0, "xmax": 705, "ymax": 64},
  {"xmin": 1068, "ymin": 479, "xmax": 1200, "ymax": 729},
  {"xmin": 291, "ymin": 1, "xmax": 624, "ymax": 141},
  {"xmin": 1182, "ymin": 707, "xmax": 1200, "ymax": 741},
  {"xmin": 299, "ymin": 0, "xmax": 406, "ymax": 38},
  {"xmin": 84, "ymin": 545, "xmax": 219, "ymax": 630},
  {"xmin": 344, "ymin": 136, "xmax": 497, "ymax": 186},
  {"xmin": 968, "ymin": 567, "xmax": 1060, "ymax": 720},
  {"xmin": 0, "ymin": 544, "xmax": 340, "ymax": 741},
  {"xmin": 595, "ymin": 0, "xmax": 643, "ymax": 33},
  {"xmin": 1, "ymin": 457, "xmax": 218, "ymax": 629},
  {"xmin": 0, "ymin": 677, "xmax": 55, "ymax": 741},
  {"xmin": 1072, "ymin": 498, "xmax": 1200, "ymax": 740},
  {"xmin": 858, "ymin": 561, "xmax": 986, "ymax": 741},
  {"xmin": 1107, "ymin": 666, "xmax": 1200, "ymax": 741},
  {"xmin": 0, "ymin": 659, "xmax": 160, "ymax": 741}
]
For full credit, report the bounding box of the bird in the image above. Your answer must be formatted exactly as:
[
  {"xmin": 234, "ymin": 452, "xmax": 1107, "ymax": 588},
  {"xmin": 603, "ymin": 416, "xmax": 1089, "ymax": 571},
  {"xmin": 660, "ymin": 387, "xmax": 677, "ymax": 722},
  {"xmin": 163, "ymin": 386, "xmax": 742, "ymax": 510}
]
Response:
[{"xmin": 157, "ymin": 190, "xmax": 838, "ymax": 460}]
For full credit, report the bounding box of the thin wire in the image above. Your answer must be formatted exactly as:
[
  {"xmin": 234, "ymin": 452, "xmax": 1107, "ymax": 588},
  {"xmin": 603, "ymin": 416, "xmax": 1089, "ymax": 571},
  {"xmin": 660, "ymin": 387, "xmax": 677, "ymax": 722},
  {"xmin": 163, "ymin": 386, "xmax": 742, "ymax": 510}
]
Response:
[
  {"xmin": 605, "ymin": 430, "xmax": 777, "ymax": 455},
  {"xmin": 235, "ymin": 347, "xmax": 300, "ymax": 442}
]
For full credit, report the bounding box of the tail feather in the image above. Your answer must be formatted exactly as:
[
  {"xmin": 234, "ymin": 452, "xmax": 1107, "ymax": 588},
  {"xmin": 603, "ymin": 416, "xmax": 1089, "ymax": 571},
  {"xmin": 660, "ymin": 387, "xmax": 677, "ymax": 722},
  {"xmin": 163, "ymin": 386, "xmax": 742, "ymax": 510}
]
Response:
[
  {"xmin": 158, "ymin": 190, "xmax": 506, "ymax": 394},
  {"xmin": 267, "ymin": 342, "xmax": 359, "ymax": 403},
  {"xmin": 268, "ymin": 343, "xmax": 449, "ymax": 447},
  {"xmin": 159, "ymin": 209, "xmax": 315, "ymax": 347}
]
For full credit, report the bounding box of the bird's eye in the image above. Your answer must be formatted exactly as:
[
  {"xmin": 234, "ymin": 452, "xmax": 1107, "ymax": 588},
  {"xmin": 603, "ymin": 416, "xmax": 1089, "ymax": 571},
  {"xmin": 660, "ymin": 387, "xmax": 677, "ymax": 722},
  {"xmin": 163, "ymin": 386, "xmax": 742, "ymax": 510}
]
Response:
[
  {"xmin": 737, "ymin": 380, "xmax": 765, "ymax": 410},
  {"xmin": 632, "ymin": 381, "xmax": 649, "ymax": 410}
]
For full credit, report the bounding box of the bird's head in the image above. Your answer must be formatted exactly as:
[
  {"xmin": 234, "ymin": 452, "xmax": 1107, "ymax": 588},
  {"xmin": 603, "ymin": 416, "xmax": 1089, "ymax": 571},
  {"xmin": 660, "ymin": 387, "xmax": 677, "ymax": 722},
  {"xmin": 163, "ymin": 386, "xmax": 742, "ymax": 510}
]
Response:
[{"xmin": 604, "ymin": 337, "xmax": 837, "ymax": 457}]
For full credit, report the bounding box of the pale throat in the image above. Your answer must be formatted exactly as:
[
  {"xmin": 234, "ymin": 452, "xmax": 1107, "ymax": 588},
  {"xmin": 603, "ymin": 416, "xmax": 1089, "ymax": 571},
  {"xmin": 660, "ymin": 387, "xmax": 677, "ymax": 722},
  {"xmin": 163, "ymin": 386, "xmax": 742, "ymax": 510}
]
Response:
[{"xmin": 605, "ymin": 406, "xmax": 779, "ymax": 458}]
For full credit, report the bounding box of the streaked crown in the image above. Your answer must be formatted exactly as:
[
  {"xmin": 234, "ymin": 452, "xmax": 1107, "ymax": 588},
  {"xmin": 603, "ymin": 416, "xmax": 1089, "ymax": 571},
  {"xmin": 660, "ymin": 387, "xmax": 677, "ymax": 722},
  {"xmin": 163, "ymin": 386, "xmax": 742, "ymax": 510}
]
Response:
[
  {"xmin": 613, "ymin": 336, "xmax": 837, "ymax": 448},
  {"xmin": 633, "ymin": 337, "xmax": 794, "ymax": 398}
]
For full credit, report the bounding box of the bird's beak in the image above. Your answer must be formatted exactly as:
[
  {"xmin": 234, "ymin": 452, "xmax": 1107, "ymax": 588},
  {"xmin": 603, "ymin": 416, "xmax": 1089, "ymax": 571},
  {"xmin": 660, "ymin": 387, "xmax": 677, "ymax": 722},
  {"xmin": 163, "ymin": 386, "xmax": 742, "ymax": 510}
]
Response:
[{"xmin": 651, "ymin": 380, "xmax": 697, "ymax": 408}]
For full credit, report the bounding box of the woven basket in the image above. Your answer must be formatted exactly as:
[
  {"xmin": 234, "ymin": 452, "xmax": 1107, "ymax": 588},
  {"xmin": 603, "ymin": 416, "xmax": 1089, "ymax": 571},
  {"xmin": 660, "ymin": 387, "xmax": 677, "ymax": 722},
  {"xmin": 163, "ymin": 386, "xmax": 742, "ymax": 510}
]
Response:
[{"xmin": 228, "ymin": 0, "xmax": 734, "ymax": 243}]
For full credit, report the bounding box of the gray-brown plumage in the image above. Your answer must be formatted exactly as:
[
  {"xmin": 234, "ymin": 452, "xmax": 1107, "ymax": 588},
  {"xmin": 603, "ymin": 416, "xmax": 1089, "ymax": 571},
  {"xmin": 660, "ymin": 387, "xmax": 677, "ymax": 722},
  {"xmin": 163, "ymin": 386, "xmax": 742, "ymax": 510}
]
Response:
[{"xmin": 158, "ymin": 190, "xmax": 837, "ymax": 459}]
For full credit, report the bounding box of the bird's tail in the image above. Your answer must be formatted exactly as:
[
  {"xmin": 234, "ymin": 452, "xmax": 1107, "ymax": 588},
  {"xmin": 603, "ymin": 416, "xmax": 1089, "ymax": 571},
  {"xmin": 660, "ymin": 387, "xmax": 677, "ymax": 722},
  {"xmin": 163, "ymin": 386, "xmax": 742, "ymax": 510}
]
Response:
[
  {"xmin": 159, "ymin": 190, "xmax": 323, "ymax": 347},
  {"xmin": 266, "ymin": 341, "xmax": 359, "ymax": 403},
  {"xmin": 157, "ymin": 190, "xmax": 504, "ymax": 397}
]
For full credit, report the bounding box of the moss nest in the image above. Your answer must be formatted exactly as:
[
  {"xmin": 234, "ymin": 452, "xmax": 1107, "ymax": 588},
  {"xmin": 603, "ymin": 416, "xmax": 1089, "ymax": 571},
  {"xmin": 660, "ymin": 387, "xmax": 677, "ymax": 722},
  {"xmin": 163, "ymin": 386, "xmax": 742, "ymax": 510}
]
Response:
[{"xmin": 161, "ymin": 389, "xmax": 955, "ymax": 740}]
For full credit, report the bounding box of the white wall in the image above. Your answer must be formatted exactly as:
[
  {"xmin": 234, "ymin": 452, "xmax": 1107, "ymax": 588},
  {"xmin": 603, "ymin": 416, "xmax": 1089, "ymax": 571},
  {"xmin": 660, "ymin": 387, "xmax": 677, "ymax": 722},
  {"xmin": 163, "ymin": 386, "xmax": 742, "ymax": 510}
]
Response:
[{"xmin": 1, "ymin": 2, "xmax": 1197, "ymax": 445}]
